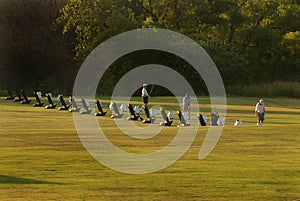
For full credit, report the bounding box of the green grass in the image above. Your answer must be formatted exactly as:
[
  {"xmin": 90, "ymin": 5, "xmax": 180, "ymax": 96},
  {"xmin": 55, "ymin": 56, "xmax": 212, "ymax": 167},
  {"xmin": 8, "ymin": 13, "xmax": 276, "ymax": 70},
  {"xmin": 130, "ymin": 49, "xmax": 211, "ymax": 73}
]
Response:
[
  {"xmin": 0, "ymin": 97, "xmax": 300, "ymax": 200},
  {"xmin": 229, "ymin": 81, "xmax": 300, "ymax": 98}
]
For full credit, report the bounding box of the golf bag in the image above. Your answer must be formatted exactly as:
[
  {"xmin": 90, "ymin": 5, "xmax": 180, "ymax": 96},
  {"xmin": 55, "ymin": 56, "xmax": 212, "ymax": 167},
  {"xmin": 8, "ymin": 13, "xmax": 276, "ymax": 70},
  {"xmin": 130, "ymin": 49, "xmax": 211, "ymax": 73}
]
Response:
[
  {"xmin": 5, "ymin": 88, "xmax": 15, "ymax": 100},
  {"xmin": 69, "ymin": 97, "xmax": 80, "ymax": 112},
  {"xmin": 177, "ymin": 111, "xmax": 190, "ymax": 127},
  {"xmin": 58, "ymin": 94, "xmax": 70, "ymax": 110},
  {"xmin": 160, "ymin": 108, "xmax": 173, "ymax": 126},
  {"xmin": 143, "ymin": 106, "xmax": 155, "ymax": 123},
  {"xmin": 127, "ymin": 104, "xmax": 143, "ymax": 120},
  {"xmin": 45, "ymin": 93, "xmax": 57, "ymax": 109},
  {"xmin": 14, "ymin": 89, "xmax": 23, "ymax": 102},
  {"xmin": 197, "ymin": 114, "xmax": 206, "ymax": 126},
  {"xmin": 33, "ymin": 91, "xmax": 44, "ymax": 107},
  {"xmin": 110, "ymin": 102, "xmax": 123, "ymax": 118},
  {"xmin": 80, "ymin": 98, "xmax": 92, "ymax": 114},
  {"xmin": 95, "ymin": 100, "xmax": 107, "ymax": 116},
  {"xmin": 20, "ymin": 89, "xmax": 31, "ymax": 104}
]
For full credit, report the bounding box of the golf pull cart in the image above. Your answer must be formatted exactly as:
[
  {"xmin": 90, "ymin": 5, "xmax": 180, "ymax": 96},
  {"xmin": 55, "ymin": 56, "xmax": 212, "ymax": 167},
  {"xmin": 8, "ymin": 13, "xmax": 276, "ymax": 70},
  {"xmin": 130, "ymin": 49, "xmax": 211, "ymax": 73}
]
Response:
[
  {"xmin": 14, "ymin": 89, "xmax": 24, "ymax": 102},
  {"xmin": 58, "ymin": 94, "xmax": 70, "ymax": 110},
  {"xmin": 127, "ymin": 104, "xmax": 143, "ymax": 121},
  {"xmin": 45, "ymin": 93, "xmax": 57, "ymax": 109},
  {"xmin": 33, "ymin": 91, "xmax": 44, "ymax": 107},
  {"xmin": 20, "ymin": 89, "xmax": 31, "ymax": 104},
  {"xmin": 110, "ymin": 102, "xmax": 123, "ymax": 118},
  {"xmin": 80, "ymin": 98, "xmax": 92, "ymax": 114},
  {"xmin": 95, "ymin": 100, "xmax": 107, "ymax": 116},
  {"xmin": 197, "ymin": 114, "xmax": 207, "ymax": 126},
  {"xmin": 160, "ymin": 108, "xmax": 173, "ymax": 126},
  {"xmin": 5, "ymin": 88, "xmax": 15, "ymax": 100},
  {"xmin": 177, "ymin": 111, "xmax": 190, "ymax": 127},
  {"xmin": 143, "ymin": 106, "xmax": 155, "ymax": 124},
  {"xmin": 69, "ymin": 97, "xmax": 80, "ymax": 112}
]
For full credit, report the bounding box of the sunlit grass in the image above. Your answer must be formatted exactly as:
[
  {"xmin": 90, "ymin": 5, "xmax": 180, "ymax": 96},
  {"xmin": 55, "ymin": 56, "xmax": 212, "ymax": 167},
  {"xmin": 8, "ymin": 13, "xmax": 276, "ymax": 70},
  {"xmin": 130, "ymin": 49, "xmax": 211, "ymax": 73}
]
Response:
[{"xmin": 0, "ymin": 97, "xmax": 299, "ymax": 200}]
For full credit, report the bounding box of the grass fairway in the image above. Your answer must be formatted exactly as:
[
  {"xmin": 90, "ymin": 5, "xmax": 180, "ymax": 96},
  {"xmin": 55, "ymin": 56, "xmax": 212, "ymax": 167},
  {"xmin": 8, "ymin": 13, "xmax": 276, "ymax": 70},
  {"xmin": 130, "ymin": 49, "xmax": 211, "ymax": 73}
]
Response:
[{"xmin": 0, "ymin": 97, "xmax": 299, "ymax": 200}]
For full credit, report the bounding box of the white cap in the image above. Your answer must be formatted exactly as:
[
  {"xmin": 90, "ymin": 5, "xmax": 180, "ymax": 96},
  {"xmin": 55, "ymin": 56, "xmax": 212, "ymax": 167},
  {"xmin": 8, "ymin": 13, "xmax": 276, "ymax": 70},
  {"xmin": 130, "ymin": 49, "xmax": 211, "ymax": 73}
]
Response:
[
  {"xmin": 143, "ymin": 84, "xmax": 148, "ymax": 87},
  {"xmin": 259, "ymin": 99, "xmax": 264, "ymax": 103}
]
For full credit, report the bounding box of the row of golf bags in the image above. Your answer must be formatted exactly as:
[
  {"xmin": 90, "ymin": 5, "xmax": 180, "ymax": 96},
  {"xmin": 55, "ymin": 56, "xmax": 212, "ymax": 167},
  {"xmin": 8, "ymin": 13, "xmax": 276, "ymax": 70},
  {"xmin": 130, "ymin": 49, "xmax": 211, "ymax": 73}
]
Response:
[{"xmin": 5, "ymin": 88, "xmax": 224, "ymax": 127}]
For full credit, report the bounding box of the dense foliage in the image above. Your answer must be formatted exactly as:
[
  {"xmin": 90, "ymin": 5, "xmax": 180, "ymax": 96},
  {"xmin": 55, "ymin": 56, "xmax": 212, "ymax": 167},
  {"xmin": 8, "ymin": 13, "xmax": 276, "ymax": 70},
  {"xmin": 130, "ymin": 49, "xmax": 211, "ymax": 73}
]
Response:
[{"xmin": 1, "ymin": 0, "xmax": 300, "ymax": 96}]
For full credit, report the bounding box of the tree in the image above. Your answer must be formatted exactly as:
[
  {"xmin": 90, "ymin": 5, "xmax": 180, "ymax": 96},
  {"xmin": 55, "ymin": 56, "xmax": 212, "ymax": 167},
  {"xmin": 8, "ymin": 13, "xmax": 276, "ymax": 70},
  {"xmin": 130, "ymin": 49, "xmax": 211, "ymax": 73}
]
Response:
[
  {"xmin": 0, "ymin": 0, "xmax": 76, "ymax": 93},
  {"xmin": 43, "ymin": 0, "xmax": 300, "ymax": 94}
]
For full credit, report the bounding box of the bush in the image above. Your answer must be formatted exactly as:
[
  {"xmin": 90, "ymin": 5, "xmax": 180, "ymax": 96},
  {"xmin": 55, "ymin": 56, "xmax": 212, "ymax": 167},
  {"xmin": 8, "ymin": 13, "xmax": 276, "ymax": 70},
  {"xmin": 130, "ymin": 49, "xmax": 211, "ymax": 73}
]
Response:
[{"xmin": 0, "ymin": 89, "xmax": 7, "ymax": 96}]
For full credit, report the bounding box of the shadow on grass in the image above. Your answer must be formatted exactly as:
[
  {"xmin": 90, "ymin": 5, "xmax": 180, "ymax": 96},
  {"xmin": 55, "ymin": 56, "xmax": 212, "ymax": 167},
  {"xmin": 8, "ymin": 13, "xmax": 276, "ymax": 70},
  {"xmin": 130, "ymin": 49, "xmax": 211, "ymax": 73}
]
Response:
[{"xmin": 0, "ymin": 175, "xmax": 61, "ymax": 184}]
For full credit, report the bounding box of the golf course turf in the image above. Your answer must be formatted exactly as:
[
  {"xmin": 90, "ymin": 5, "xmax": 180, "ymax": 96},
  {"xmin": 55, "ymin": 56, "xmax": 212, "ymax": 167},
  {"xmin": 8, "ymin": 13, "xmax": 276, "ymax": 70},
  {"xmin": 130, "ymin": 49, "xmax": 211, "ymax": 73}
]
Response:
[{"xmin": 0, "ymin": 97, "xmax": 299, "ymax": 200}]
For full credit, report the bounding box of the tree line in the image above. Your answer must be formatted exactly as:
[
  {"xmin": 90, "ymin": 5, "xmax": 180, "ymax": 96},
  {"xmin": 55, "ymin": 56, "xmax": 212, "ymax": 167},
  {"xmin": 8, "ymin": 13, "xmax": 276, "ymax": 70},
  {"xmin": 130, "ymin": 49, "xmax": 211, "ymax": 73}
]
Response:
[{"xmin": 1, "ymin": 0, "xmax": 300, "ymax": 96}]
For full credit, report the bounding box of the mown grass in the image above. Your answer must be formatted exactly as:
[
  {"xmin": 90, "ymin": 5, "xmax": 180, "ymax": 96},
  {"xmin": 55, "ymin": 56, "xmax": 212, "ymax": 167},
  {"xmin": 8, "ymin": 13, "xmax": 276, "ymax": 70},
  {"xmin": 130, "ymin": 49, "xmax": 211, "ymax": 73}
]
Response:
[{"xmin": 0, "ymin": 97, "xmax": 299, "ymax": 201}]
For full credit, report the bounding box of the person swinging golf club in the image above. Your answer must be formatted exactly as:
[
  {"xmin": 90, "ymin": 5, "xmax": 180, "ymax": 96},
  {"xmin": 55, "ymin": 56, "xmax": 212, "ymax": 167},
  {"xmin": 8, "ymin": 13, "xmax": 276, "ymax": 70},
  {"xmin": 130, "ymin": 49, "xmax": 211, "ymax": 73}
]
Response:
[
  {"xmin": 255, "ymin": 99, "xmax": 265, "ymax": 125},
  {"xmin": 141, "ymin": 83, "xmax": 149, "ymax": 109}
]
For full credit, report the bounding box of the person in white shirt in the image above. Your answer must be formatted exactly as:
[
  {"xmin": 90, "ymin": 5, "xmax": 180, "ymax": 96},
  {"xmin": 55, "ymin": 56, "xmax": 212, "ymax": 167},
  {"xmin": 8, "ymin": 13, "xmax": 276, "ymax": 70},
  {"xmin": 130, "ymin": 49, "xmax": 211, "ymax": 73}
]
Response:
[
  {"xmin": 255, "ymin": 99, "xmax": 265, "ymax": 125},
  {"xmin": 141, "ymin": 84, "xmax": 149, "ymax": 108},
  {"xmin": 183, "ymin": 93, "xmax": 191, "ymax": 120}
]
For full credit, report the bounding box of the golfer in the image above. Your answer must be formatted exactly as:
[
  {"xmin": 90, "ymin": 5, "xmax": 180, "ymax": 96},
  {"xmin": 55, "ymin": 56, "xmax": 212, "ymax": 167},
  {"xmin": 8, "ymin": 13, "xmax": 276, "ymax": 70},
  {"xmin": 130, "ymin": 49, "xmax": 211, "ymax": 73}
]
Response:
[
  {"xmin": 255, "ymin": 99, "xmax": 265, "ymax": 125},
  {"xmin": 142, "ymin": 84, "xmax": 149, "ymax": 108},
  {"xmin": 183, "ymin": 93, "xmax": 191, "ymax": 120}
]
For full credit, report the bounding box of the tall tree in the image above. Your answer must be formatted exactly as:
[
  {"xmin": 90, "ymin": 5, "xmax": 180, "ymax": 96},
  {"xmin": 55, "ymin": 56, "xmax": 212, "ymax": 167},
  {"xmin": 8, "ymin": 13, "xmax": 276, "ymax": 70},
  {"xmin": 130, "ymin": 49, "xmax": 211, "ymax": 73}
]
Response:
[{"xmin": 55, "ymin": 0, "xmax": 300, "ymax": 93}]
